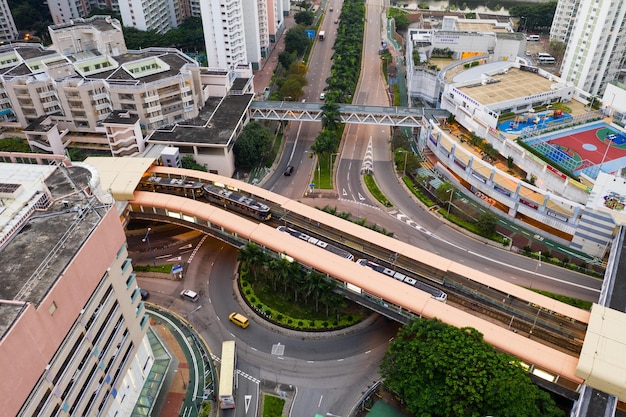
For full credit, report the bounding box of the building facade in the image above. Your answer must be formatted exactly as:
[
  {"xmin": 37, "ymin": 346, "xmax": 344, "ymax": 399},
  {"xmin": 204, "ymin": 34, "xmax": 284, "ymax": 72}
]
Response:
[
  {"xmin": 0, "ymin": 156, "xmax": 153, "ymax": 417},
  {"xmin": 0, "ymin": 16, "xmax": 210, "ymax": 157},
  {"xmin": 553, "ymin": 0, "xmax": 626, "ymax": 96},
  {"xmin": 0, "ymin": 0, "xmax": 17, "ymax": 42}
]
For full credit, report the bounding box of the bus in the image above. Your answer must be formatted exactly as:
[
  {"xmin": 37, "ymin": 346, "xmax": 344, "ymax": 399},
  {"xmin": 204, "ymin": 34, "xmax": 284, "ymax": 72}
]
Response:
[{"xmin": 219, "ymin": 340, "xmax": 237, "ymax": 409}]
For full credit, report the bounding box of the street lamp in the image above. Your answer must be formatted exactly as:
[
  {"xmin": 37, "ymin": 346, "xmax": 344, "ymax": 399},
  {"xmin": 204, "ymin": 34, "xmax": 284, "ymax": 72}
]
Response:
[
  {"xmin": 446, "ymin": 188, "xmax": 454, "ymax": 217},
  {"xmin": 520, "ymin": 16, "xmax": 527, "ymax": 32},
  {"xmin": 142, "ymin": 227, "xmax": 156, "ymax": 267}
]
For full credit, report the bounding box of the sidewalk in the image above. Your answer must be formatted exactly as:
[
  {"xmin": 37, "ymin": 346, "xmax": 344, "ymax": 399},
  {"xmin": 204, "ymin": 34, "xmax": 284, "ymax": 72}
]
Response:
[{"xmin": 253, "ymin": 14, "xmax": 296, "ymax": 94}]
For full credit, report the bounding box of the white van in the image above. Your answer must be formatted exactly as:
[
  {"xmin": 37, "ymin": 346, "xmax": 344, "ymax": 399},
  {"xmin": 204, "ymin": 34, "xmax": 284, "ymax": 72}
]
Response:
[
  {"xmin": 526, "ymin": 35, "xmax": 540, "ymax": 41},
  {"xmin": 180, "ymin": 289, "xmax": 199, "ymax": 302}
]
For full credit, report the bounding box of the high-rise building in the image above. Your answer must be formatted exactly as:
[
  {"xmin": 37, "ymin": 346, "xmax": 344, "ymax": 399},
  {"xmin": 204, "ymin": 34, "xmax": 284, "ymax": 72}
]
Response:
[
  {"xmin": 47, "ymin": 0, "xmax": 190, "ymax": 34},
  {"xmin": 551, "ymin": 0, "xmax": 626, "ymax": 96},
  {"xmin": 0, "ymin": 155, "xmax": 154, "ymax": 417},
  {"xmin": 200, "ymin": 0, "xmax": 248, "ymax": 69},
  {"xmin": 0, "ymin": 0, "xmax": 17, "ymax": 41}
]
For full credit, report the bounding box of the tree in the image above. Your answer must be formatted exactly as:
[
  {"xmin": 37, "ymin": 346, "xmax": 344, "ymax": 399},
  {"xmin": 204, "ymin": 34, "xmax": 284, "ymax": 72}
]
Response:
[
  {"xmin": 0, "ymin": 137, "xmax": 32, "ymax": 153},
  {"xmin": 284, "ymin": 26, "xmax": 310, "ymax": 56},
  {"xmin": 181, "ymin": 155, "xmax": 207, "ymax": 171},
  {"xmin": 233, "ymin": 121, "xmax": 273, "ymax": 170},
  {"xmin": 476, "ymin": 211, "xmax": 497, "ymax": 237},
  {"xmin": 320, "ymin": 101, "xmax": 341, "ymax": 131},
  {"xmin": 278, "ymin": 77, "xmax": 305, "ymax": 101},
  {"xmin": 278, "ymin": 51, "xmax": 296, "ymax": 70},
  {"xmin": 380, "ymin": 319, "xmax": 564, "ymax": 417},
  {"xmin": 435, "ymin": 182, "xmax": 455, "ymax": 205},
  {"xmin": 294, "ymin": 10, "xmax": 314, "ymax": 26},
  {"xmin": 549, "ymin": 39, "xmax": 566, "ymax": 62}
]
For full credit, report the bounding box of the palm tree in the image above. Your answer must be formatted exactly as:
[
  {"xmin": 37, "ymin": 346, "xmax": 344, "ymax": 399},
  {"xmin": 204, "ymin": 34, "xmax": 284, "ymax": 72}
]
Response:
[
  {"xmin": 269, "ymin": 256, "xmax": 291, "ymax": 291},
  {"xmin": 236, "ymin": 242, "xmax": 266, "ymax": 283}
]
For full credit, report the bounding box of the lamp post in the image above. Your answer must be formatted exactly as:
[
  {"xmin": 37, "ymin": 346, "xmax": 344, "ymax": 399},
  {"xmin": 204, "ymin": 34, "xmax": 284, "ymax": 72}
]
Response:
[
  {"xmin": 446, "ymin": 188, "xmax": 454, "ymax": 217},
  {"xmin": 142, "ymin": 227, "xmax": 156, "ymax": 267},
  {"xmin": 396, "ymin": 149, "xmax": 409, "ymax": 176},
  {"xmin": 520, "ymin": 16, "xmax": 527, "ymax": 32}
]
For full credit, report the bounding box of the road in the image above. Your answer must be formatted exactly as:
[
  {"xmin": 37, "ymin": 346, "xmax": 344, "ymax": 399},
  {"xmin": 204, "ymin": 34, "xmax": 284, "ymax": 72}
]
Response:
[
  {"xmin": 133, "ymin": 1, "xmax": 602, "ymax": 415},
  {"xmin": 137, "ymin": 235, "xmax": 399, "ymax": 417}
]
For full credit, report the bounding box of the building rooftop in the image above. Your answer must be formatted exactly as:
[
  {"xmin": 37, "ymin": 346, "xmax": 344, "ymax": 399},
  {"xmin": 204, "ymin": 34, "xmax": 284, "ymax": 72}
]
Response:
[
  {"xmin": 103, "ymin": 110, "xmax": 139, "ymax": 125},
  {"xmin": 148, "ymin": 94, "xmax": 254, "ymax": 146},
  {"xmin": 454, "ymin": 64, "xmax": 560, "ymax": 106},
  {"xmin": 49, "ymin": 15, "xmax": 121, "ymax": 33},
  {"xmin": 0, "ymin": 163, "xmax": 107, "ymax": 336},
  {"xmin": 0, "ymin": 44, "xmax": 197, "ymax": 85}
]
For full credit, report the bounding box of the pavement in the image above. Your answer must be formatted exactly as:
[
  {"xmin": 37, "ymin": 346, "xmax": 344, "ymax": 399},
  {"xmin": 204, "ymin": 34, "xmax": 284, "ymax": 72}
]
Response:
[{"xmin": 252, "ymin": 13, "xmax": 296, "ymax": 95}]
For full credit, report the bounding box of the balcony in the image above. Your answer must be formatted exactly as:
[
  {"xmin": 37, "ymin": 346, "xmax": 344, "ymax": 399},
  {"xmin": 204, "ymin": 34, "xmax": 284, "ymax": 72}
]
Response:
[
  {"xmin": 145, "ymin": 104, "xmax": 162, "ymax": 113},
  {"xmin": 92, "ymin": 92, "xmax": 108, "ymax": 101},
  {"xmin": 43, "ymin": 100, "xmax": 60, "ymax": 109},
  {"xmin": 149, "ymin": 114, "xmax": 164, "ymax": 123},
  {"xmin": 38, "ymin": 90, "xmax": 56, "ymax": 99},
  {"xmin": 143, "ymin": 94, "xmax": 160, "ymax": 103}
]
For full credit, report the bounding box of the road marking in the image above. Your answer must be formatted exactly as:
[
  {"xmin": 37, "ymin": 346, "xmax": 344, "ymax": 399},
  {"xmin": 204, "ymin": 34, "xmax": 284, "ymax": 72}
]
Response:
[
  {"xmin": 167, "ymin": 256, "xmax": 182, "ymax": 262},
  {"xmin": 307, "ymin": 360, "xmax": 314, "ymax": 363},
  {"xmin": 358, "ymin": 193, "xmax": 365, "ymax": 201},
  {"xmin": 245, "ymin": 395, "xmax": 252, "ymax": 413},
  {"xmin": 337, "ymin": 358, "xmax": 344, "ymax": 362},
  {"xmin": 156, "ymin": 254, "xmax": 172, "ymax": 259},
  {"xmin": 318, "ymin": 395, "xmax": 324, "ymax": 407},
  {"xmin": 365, "ymin": 350, "xmax": 371, "ymax": 354},
  {"xmin": 179, "ymin": 243, "xmax": 193, "ymax": 250},
  {"xmin": 343, "ymin": 188, "xmax": 347, "ymax": 196}
]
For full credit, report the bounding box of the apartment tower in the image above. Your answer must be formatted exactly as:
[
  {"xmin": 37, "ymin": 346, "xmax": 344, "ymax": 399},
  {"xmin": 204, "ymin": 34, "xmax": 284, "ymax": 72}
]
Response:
[
  {"xmin": 551, "ymin": 0, "xmax": 626, "ymax": 96},
  {"xmin": 0, "ymin": 156, "xmax": 154, "ymax": 417}
]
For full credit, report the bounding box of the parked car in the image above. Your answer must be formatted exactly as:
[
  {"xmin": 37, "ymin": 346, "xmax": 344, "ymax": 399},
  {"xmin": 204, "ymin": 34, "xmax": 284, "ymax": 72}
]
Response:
[
  {"xmin": 180, "ymin": 289, "xmax": 199, "ymax": 302},
  {"xmin": 319, "ymin": 92, "xmax": 325, "ymax": 100}
]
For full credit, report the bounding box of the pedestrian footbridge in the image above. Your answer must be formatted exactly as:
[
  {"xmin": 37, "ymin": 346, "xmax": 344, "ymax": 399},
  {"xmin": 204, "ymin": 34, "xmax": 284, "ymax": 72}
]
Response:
[{"xmin": 249, "ymin": 101, "xmax": 449, "ymax": 127}]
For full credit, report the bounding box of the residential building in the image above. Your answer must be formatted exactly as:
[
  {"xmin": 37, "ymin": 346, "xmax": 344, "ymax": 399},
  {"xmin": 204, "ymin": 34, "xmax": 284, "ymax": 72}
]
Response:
[
  {"xmin": 200, "ymin": 0, "xmax": 248, "ymax": 70},
  {"xmin": 549, "ymin": 0, "xmax": 580, "ymax": 44},
  {"xmin": 47, "ymin": 0, "xmax": 190, "ymax": 33},
  {"xmin": 0, "ymin": 155, "xmax": 154, "ymax": 417},
  {"xmin": 118, "ymin": 0, "xmax": 180, "ymax": 33},
  {"xmin": 552, "ymin": 0, "xmax": 626, "ymax": 96},
  {"xmin": 0, "ymin": 16, "xmax": 209, "ymax": 157},
  {"xmin": 0, "ymin": 0, "xmax": 17, "ymax": 42}
]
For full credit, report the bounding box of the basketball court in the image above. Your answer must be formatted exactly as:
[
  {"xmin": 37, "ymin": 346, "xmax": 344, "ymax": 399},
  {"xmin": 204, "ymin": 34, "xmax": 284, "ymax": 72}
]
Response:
[{"xmin": 525, "ymin": 122, "xmax": 626, "ymax": 178}]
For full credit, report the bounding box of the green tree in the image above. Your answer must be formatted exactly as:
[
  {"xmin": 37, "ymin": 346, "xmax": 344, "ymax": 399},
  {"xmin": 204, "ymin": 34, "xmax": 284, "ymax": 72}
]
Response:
[
  {"xmin": 394, "ymin": 14, "xmax": 409, "ymax": 31},
  {"xmin": 476, "ymin": 211, "xmax": 497, "ymax": 237},
  {"xmin": 284, "ymin": 26, "xmax": 310, "ymax": 56},
  {"xmin": 435, "ymin": 182, "xmax": 455, "ymax": 206},
  {"xmin": 278, "ymin": 51, "xmax": 296, "ymax": 70},
  {"xmin": 237, "ymin": 243, "xmax": 267, "ymax": 283},
  {"xmin": 380, "ymin": 319, "xmax": 564, "ymax": 417},
  {"xmin": 509, "ymin": 2, "xmax": 557, "ymax": 33},
  {"xmin": 0, "ymin": 137, "xmax": 32, "ymax": 152},
  {"xmin": 233, "ymin": 121, "xmax": 273, "ymax": 170},
  {"xmin": 294, "ymin": 10, "xmax": 314, "ymax": 26},
  {"xmin": 311, "ymin": 130, "xmax": 340, "ymax": 156},
  {"xmin": 320, "ymin": 100, "xmax": 341, "ymax": 131},
  {"xmin": 181, "ymin": 155, "xmax": 208, "ymax": 171},
  {"xmin": 279, "ymin": 76, "xmax": 306, "ymax": 101},
  {"xmin": 549, "ymin": 39, "xmax": 566, "ymax": 62}
]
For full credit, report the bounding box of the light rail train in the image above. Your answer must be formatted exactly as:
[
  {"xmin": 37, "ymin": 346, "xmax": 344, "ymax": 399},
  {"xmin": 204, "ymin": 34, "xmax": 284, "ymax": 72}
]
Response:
[
  {"xmin": 140, "ymin": 176, "xmax": 272, "ymax": 221},
  {"xmin": 357, "ymin": 258, "xmax": 447, "ymax": 302},
  {"xmin": 277, "ymin": 225, "xmax": 355, "ymax": 260}
]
